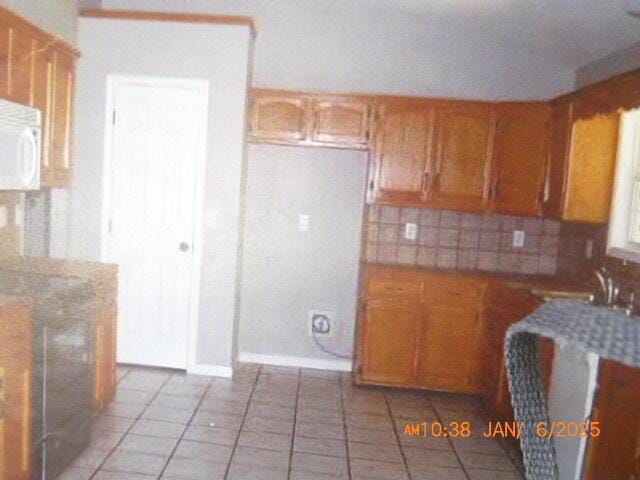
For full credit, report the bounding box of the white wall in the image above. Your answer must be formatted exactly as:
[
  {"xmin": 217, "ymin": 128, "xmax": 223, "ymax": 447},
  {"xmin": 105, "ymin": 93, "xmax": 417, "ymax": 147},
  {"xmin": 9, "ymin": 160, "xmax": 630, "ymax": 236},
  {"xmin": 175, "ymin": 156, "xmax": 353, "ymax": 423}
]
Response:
[
  {"xmin": 576, "ymin": 40, "xmax": 640, "ymax": 88},
  {"xmin": 238, "ymin": 145, "xmax": 366, "ymax": 370},
  {"xmin": 72, "ymin": 17, "xmax": 253, "ymax": 371},
  {"xmin": 102, "ymin": 0, "xmax": 575, "ymax": 100},
  {"xmin": 0, "ymin": 0, "xmax": 78, "ymax": 44}
]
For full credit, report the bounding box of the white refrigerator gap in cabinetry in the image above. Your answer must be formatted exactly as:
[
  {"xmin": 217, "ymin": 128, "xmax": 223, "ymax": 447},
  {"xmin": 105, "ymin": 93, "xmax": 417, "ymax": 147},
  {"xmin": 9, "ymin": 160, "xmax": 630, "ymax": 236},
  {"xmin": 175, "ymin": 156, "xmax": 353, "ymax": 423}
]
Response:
[{"xmin": 102, "ymin": 75, "xmax": 208, "ymax": 369}]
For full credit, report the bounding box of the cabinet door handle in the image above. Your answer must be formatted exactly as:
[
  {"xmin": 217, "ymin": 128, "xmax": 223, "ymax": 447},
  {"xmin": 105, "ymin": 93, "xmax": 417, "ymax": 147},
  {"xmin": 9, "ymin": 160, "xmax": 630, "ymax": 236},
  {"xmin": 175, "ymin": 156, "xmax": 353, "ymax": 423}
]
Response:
[{"xmin": 421, "ymin": 172, "xmax": 430, "ymax": 192}]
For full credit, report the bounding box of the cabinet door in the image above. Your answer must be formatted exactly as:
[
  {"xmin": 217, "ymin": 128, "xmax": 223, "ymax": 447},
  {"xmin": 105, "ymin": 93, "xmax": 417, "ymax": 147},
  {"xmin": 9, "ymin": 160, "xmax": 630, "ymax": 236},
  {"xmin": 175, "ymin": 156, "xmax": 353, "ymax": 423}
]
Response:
[
  {"xmin": 49, "ymin": 50, "xmax": 75, "ymax": 187},
  {"xmin": 584, "ymin": 361, "xmax": 640, "ymax": 480},
  {"xmin": 309, "ymin": 96, "xmax": 371, "ymax": 148},
  {"xmin": 31, "ymin": 41, "xmax": 55, "ymax": 185},
  {"xmin": 416, "ymin": 303, "xmax": 483, "ymax": 393},
  {"xmin": 492, "ymin": 103, "xmax": 550, "ymax": 216},
  {"xmin": 427, "ymin": 104, "xmax": 494, "ymax": 213},
  {"xmin": 544, "ymin": 96, "xmax": 573, "ymax": 218},
  {"xmin": 564, "ymin": 112, "xmax": 619, "ymax": 223},
  {"xmin": 0, "ymin": 22, "xmax": 9, "ymax": 97},
  {"xmin": 7, "ymin": 27, "xmax": 32, "ymax": 105},
  {"xmin": 0, "ymin": 301, "xmax": 32, "ymax": 480},
  {"xmin": 360, "ymin": 299, "xmax": 421, "ymax": 385},
  {"xmin": 249, "ymin": 90, "xmax": 310, "ymax": 143},
  {"xmin": 372, "ymin": 98, "xmax": 432, "ymax": 205}
]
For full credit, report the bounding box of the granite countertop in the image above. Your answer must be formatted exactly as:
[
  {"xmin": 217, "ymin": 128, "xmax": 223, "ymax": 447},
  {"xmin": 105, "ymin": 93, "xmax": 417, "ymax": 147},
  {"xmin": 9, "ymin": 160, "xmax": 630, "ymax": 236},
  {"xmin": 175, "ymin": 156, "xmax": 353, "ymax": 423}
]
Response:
[
  {"xmin": 363, "ymin": 262, "xmax": 595, "ymax": 302},
  {"xmin": 0, "ymin": 256, "xmax": 117, "ymax": 287},
  {"xmin": 0, "ymin": 294, "xmax": 29, "ymax": 310}
]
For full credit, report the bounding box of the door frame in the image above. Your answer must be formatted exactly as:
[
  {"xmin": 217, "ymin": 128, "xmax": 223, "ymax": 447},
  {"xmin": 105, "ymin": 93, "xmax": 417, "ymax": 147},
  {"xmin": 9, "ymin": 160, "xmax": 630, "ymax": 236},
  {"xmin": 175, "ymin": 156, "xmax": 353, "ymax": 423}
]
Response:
[{"xmin": 100, "ymin": 74, "xmax": 209, "ymax": 371}]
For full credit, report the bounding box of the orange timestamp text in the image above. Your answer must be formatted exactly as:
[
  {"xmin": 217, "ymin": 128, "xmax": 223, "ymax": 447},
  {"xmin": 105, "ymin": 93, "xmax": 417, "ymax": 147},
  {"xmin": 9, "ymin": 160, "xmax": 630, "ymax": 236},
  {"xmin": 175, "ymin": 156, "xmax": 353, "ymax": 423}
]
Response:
[{"xmin": 403, "ymin": 421, "xmax": 602, "ymax": 439}]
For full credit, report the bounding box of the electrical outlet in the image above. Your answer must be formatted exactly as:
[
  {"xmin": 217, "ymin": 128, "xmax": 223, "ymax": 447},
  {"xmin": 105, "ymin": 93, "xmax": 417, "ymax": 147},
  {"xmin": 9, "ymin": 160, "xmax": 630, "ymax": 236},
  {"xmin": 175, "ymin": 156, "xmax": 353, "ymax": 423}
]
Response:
[
  {"xmin": 309, "ymin": 311, "xmax": 334, "ymax": 337},
  {"xmin": 513, "ymin": 230, "xmax": 525, "ymax": 248},
  {"xmin": 298, "ymin": 214, "xmax": 310, "ymax": 232},
  {"xmin": 404, "ymin": 223, "xmax": 417, "ymax": 240}
]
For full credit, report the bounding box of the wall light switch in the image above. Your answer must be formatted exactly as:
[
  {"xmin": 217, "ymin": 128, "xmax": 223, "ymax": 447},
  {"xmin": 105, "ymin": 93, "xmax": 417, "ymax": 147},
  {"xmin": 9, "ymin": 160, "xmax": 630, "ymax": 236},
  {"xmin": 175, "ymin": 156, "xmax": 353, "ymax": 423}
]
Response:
[
  {"xmin": 298, "ymin": 214, "xmax": 310, "ymax": 232},
  {"xmin": 404, "ymin": 223, "xmax": 417, "ymax": 241},
  {"xmin": 0, "ymin": 206, "xmax": 7, "ymax": 228},
  {"xmin": 513, "ymin": 230, "xmax": 525, "ymax": 248}
]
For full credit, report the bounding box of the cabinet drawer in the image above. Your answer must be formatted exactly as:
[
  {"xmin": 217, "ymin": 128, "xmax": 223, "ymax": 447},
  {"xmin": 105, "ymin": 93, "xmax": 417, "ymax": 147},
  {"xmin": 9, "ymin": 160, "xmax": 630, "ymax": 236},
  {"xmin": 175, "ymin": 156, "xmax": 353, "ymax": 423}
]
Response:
[
  {"xmin": 367, "ymin": 278, "xmax": 423, "ymax": 299},
  {"xmin": 424, "ymin": 275, "xmax": 485, "ymax": 302}
]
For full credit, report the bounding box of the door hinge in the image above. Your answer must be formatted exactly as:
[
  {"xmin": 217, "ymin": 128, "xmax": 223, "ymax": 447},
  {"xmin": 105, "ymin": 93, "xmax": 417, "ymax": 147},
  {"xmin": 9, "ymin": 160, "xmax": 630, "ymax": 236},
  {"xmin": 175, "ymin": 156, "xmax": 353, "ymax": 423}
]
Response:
[
  {"xmin": 112, "ymin": 110, "xmax": 117, "ymax": 125},
  {"xmin": 108, "ymin": 219, "xmax": 113, "ymax": 234}
]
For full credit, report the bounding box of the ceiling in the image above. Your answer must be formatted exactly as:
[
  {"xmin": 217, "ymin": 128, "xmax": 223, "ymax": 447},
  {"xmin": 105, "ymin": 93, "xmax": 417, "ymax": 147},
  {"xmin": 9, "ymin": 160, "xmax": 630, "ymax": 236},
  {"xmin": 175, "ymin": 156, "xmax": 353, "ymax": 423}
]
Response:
[{"xmin": 367, "ymin": 0, "xmax": 640, "ymax": 69}]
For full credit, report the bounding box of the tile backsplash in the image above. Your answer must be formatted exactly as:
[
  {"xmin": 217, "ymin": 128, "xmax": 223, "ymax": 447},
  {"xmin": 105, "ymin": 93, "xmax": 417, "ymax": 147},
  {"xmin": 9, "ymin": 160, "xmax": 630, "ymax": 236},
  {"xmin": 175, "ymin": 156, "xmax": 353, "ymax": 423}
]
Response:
[{"xmin": 363, "ymin": 205, "xmax": 560, "ymax": 275}]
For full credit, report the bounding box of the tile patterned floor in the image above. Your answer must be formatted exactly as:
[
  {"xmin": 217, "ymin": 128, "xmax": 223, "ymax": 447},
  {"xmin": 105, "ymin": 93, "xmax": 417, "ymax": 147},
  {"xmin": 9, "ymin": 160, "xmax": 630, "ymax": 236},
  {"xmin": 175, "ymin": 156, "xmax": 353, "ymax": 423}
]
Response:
[{"xmin": 59, "ymin": 364, "xmax": 525, "ymax": 480}]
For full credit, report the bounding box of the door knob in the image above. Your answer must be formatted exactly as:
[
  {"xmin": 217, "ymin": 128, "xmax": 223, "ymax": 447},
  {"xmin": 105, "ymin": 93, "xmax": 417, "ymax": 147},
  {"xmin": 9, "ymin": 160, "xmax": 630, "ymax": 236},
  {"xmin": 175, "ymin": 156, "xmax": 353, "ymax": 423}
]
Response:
[{"xmin": 179, "ymin": 242, "xmax": 190, "ymax": 252}]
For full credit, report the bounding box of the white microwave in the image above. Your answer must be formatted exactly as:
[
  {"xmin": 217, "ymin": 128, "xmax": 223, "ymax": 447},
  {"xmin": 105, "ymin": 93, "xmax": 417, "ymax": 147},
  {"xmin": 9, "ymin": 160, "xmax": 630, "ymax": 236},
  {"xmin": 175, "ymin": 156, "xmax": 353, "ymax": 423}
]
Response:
[{"xmin": 0, "ymin": 98, "xmax": 41, "ymax": 190}]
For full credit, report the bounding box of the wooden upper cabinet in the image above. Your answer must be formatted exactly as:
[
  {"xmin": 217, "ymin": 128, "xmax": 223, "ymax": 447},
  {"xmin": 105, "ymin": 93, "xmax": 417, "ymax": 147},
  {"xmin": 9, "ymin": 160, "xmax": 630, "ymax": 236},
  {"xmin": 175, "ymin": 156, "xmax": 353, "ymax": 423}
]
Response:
[
  {"xmin": 544, "ymin": 96, "xmax": 573, "ymax": 218},
  {"xmin": 0, "ymin": 22, "xmax": 8, "ymax": 96},
  {"xmin": 492, "ymin": 102, "xmax": 550, "ymax": 216},
  {"xmin": 426, "ymin": 104, "xmax": 494, "ymax": 213},
  {"xmin": 249, "ymin": 90, "xmax": 310, "ymax": 143},
  {"xmin": 563, "ymin": 110, "xmax": 619, "ymax": 223},
  {"xmin": 372, "ymin": 98, "xmax": 432, "ymax": 205},
  {"xmin": 0, "ymin": 7, "xmax": 78, "ymax": 188},
  {"xmin": 7, "ymin": 27, "xmax": 33, "ymax": 105},
  {"xmin": 310, "ymin": 96, "xmax": 370, "ymax": 147},
  {"xmin": 249, "ymin": 89, "xmax": 372, "ymax": 149},
  {"xmin": 49, "ymin": 50, "xmax": 75, "ymax": 187}
]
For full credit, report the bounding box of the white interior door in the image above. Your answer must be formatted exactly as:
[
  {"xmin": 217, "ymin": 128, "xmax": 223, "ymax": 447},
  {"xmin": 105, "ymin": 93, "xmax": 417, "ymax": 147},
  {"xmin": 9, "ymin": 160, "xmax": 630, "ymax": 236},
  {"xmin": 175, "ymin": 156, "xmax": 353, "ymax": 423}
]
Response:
[{"xmin": 105, "ymin": 76, "xmax": 207, "ymax": 369}]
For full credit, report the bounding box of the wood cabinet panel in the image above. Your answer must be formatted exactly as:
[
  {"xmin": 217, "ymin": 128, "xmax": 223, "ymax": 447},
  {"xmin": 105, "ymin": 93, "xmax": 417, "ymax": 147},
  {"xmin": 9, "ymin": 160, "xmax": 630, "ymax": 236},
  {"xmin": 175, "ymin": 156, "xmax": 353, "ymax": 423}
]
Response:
[
  {"xmin": 417, "ymin": 303, "xmax": 483, "ymax": 393},
  {"xmin": 492, "ymin": 103, "xmax": 549, "ymax": 216},
  {"xmin": 31, "ymin": 41, "xmax": 54, "ymax": 183},
  {"xmin": 360, "ymin": 298, "xmax": 421, "ymax": 385},
  {"xmin": 544, "ymin": 96, "xmax": 573, "ymax": 218},
  {"xmin": 427, "ymin": 104, "xmax": 494, "ymax": 212},
  {"xmin": 481, "ymin": 282, "xmax": 544, "ymax": 422},
  {"xmin": 372, "ymin": 98, "xmax": 432, "ymax": 205},
  {"xmin": 310, "ymin": 96, "xmax": 370, "ymax": 147},
  {"xmin": 94, "ymin": 303, "xmax": 117, "ymax": 411},
  {"xmin": 584, "ymin": 361, "xmax": 640, "ymax": 480},
  {"xmin": 48, "ymin": 51, "xmax": 74, "ymax": 187},
  {"xmin": 564, "ymin": 112, "xmax": 619, "ymax": 223},
  {"xmin": 0, "ymin": 23, "xmax": 8, "ymax": 97},
  {"xmin": 0, "ymin": 299, "xmax": 32, "ymax": 480},
  {"xmin": 250, "ymin": 90, "xmax": 309, "ymax": 143},
  {"xmin": 7, "ymin": 27, "xmax": 32, "ymax": 105},
  {"xmin": 0, "ymin": 7, "xmax": 79, "ymax": 188}
]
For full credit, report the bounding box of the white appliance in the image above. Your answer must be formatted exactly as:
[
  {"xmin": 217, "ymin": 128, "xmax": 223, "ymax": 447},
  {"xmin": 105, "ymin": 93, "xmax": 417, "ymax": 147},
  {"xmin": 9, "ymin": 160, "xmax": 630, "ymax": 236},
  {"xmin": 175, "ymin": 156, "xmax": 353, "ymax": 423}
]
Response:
[{"xmin": 0, "ymin": 98, "xmax": 41, "ymax": 190}]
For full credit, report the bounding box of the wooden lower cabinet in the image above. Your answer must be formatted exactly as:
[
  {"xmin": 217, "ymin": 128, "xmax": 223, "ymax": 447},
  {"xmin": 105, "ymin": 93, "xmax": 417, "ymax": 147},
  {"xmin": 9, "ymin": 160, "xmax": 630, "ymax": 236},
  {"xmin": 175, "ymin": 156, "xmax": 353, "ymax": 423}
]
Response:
[
  {"xmin": 583, "ymin": 360, "xmax": 640, "ymax": 480},
  {"xmin": 360, "ymin": 298, "xmax": 421, "ymax": 385},
  {"xmin": 94, "ymin": 300, "xmax": 117, "ymax": 411},
  {"xmin": 416, "ymin": 302, "xmax": 484, "ymax": 394},
  {"xmin": 357, "ymin": 266, "xmax": 487, "ymax": 393},
  {"xmin": 0, "ymin": 298, "xmax": 32, "ymax": 480},
  {"xmin": 356, "ymin": 266, "xmax": 552, "ymax": 411}
]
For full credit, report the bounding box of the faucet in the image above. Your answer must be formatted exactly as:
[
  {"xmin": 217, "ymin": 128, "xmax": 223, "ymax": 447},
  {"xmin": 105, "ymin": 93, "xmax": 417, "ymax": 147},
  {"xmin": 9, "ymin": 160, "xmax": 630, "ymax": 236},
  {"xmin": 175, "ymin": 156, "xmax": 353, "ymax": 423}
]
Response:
[
  {"xmin": 594, "ymin": 267, "xmax": 620, "ymax": 306},
  {"xmin": 594, "ymin": 267, "xmax": 636, "ymax": 315}
]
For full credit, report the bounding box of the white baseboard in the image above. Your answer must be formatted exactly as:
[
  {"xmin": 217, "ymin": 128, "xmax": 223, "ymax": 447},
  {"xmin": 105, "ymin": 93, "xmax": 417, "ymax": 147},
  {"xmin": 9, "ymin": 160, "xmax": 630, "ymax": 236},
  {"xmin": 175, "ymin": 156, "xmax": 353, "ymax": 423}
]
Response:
[
  {"xmin": 187, "ymin": 363, "xmax": 233, "ymax": 378},
  {"xmin": 237, "ymin": 352, "xmax": 352, "ymax": 372}
]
